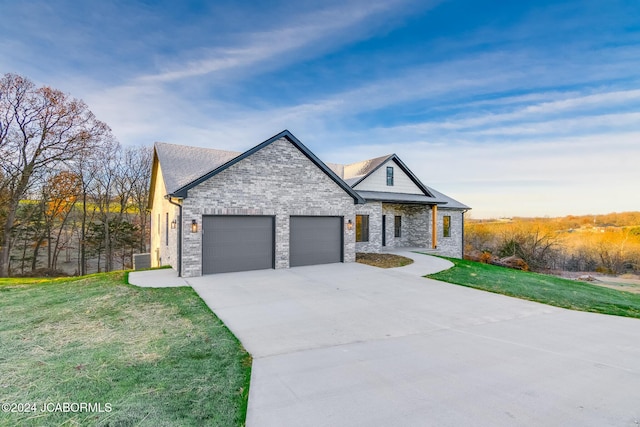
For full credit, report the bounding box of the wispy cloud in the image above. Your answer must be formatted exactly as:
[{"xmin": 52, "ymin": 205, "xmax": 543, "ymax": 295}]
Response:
[
  {"xmin": 6, "ymin": 0, "xmax": 638, "ymax": 217},
  {"xmin": 136, "ymin": 0, "xmax": 424, "ymax": 83}
]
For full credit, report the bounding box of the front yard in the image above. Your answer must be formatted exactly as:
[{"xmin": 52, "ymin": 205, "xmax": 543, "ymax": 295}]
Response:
[
  {"xmin": 0, "ymin": 273, "xmax": 251, "ymax": 426},
  {"xmin": 427, "ymin": 257, "xmax": 640, "ymax": 319}
]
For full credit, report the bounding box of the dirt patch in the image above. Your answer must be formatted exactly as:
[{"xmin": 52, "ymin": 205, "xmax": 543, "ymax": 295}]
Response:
[
  {"xmin": 550, "ymin": 271, "xmax": 640, "ymax": 294},
  {"xmin": 356, "ymin": 253, "xmax": 414, "ymax": 268},
  {"xmin": 590, "ymin": 275, "xmax": 640, "ymax": 294}
]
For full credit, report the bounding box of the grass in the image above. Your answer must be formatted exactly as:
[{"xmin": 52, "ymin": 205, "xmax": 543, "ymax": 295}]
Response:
[
  {"xmin": 356, "ymin": 253, "xmax": 414, "ymax": 268},
  {"xmin": 0, "ymin": 272, "xmax": 251, "ymax": 426},
  {"xmin": 427, "ymin": 257, "xmax": 640, "ymax": 319}
]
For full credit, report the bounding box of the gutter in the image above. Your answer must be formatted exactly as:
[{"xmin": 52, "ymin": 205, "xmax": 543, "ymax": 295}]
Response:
[
  {"xmin": 461, "ymin": 208, "xmax": 470, "ymax": 259},
  {"xmin": 166, "ymin": 196, "xmax": 183, "ymax": 277}
]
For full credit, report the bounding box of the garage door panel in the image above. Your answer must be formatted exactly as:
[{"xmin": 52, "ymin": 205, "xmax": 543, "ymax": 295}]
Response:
[
  {"xmin": 290, "ymin": 216, "xmax": 342, "ymax": 267},
  {"xmin": 203, "ymin": 216, "xmax": 274, "ymax": 274}
]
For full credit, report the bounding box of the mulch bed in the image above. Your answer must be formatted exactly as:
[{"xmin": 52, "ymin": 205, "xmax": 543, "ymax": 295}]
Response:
[{"xmin": 356, "ymin": 252, "xmax": 414, "ymax": 268}]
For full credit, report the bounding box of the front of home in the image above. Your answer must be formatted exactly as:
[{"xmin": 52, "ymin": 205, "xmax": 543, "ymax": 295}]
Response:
[{"xmin": 149, "ymin": 130, "xmax": 469, "ymax": 277}]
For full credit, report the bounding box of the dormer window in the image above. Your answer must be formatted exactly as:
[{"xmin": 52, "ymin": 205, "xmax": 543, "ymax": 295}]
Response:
[{"xmin": 386, "ymin": 166, "xmax": 394, "ymax": 186}]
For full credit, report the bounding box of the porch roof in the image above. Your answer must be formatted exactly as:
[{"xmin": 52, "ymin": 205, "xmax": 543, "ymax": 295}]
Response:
[{"xmin": 356, "ymin": 189, "xmax": 470, "ymax": 209}]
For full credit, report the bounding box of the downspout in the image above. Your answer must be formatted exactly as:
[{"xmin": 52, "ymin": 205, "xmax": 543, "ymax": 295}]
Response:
[
  {"xmin": 461, "ymin": 210, "xmax": 465, "ymax": 259},
  {"xmin": 166, "ymin": 196, "xmax": 183, "ymax": 277},
  {"xmin": 461, "ymin": 209, "xmax": 469, "ymax": 259}
]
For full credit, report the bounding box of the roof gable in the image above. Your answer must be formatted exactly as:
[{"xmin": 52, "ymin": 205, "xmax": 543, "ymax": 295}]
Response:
[
  {"xmin": 338, "ymin": 154, "xmax": 435, "ymax": 197},
  {"xmin": 169, "ymin": 130, "xmax": 365, "ymax": 204}
]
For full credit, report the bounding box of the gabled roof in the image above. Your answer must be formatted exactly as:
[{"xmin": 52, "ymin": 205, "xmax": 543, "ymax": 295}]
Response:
[
  {"xmin": 343, "ymin": 154, "xmax": 393, "ymax": 181},
  {"xmin": 157, "ymin": 130, "xmax": 365, "ymax": 204},
  {"xmin": 331, "ymin": 154, "xmax": 436, "ymax": 198},
  {"xmin": 155, "ymin": 142, "xmax": 241, "ymax": 194}
]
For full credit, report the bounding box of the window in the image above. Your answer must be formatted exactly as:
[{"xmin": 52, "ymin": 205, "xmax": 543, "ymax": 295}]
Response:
[
  {"xmin": 356, "ymin": 215, "xmax": 369, "ymax": 242},
  {"xmin": 443, "ymin": 215, "xmax": 451, "ymax": 237},
  {"xmin": 394, "ymin": 216, "xmax": 401, "ymax": 238},
  {"xmin": 386, "ymin": 166, "xmax": 394, "ymax": 186},
  {"xmin": 157, "ymin": 214, "xmax": 160, "ymax": 235},
  {"xmin": 165, "ymin": 213, "xmax": 169, "ymax": 246}
]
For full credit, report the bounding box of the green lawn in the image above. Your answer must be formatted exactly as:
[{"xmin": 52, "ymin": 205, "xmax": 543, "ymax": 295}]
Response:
[
  {"xmin": 427, "ymin": 257, "xmax": 640, "ymax": 319},
  {"xmin": 0, "ymin": 272, "xmax": 251, "ymax": 426}
]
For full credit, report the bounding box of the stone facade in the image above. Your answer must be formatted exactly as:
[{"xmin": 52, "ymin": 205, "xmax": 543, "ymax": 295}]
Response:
[
  {"xmin": 354, "ymin": 203, "xmax": 465, "ymax": 258},
  {"xmin": 354, "ymin": 202, "xmax": 383, "ymax": 253},
  {"xmin": 382, "ymin": 203, "xmax": 430, "ymax": 248},
  {"xmin": 431, "ymin": 208, "xmax": 465, "ymax": 258},
  {"xmin": 179, "ymin": 138, "xmax": 357, "ymax": 277}
]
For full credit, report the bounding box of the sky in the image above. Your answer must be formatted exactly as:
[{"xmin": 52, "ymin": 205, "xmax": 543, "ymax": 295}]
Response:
[{"xmin": 1, "ymin": 0, "xmax": 639, "ymax": 218}]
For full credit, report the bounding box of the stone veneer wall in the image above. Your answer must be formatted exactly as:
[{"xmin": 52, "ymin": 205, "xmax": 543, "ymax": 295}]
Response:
[
  {"xmin": 430, "ymin": 208, "xmax": 465, "ymax": 258},
  {"xmin": 180, "ymin": 138, "xmax": 357, "ymax": 277},
  {"xmin": 381, "ymin": 203, "xmax": 430, "ymax": 248},
  {"xmin": 354, "ymin": 202, "xmax": 383, "ymax": 253},
  {"xmin": 354, "ymin": 203, "xmax": 465, "ymax": 258}
]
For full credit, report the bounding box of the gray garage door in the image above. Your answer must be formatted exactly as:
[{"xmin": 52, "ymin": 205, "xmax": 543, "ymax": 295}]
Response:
[
  {"xmin": 202, "ymin": 216, "xmax": 274, "ymax": 274},
  {"xmin": 290, "ymin": 216, "xmax": 342, "ymax": 267}
]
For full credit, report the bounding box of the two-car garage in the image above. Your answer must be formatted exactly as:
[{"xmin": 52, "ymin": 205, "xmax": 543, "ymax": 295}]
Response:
[{"xmin": 201, "ymin": 215, "xmax": 343, "ymax": 274}]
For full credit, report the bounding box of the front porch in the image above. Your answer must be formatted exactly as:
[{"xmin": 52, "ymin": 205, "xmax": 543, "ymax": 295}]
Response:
[{"xmin": 355, "ymin": 201, "xmax": 441, "ymax": 254}]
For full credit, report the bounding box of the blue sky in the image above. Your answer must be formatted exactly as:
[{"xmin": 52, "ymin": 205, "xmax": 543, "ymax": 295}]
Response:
[{"xmin": 1, "ymin": 0, "xmax": 639, "ymax": 218}]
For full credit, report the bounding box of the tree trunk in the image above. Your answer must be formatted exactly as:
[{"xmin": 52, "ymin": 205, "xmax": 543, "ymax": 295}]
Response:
[
  {"xmin": 80, "ymin": 190, "xmax": 87, "ymax": 276},
  {"xmin": 0, "ymin": 195, "xmax": 21, "ymax": 277}
]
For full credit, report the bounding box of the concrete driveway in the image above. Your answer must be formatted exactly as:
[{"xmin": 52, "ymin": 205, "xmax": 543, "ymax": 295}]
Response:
[{"xmin": 187, "ymin": 252, "xmax": 640, "ymax": 427}]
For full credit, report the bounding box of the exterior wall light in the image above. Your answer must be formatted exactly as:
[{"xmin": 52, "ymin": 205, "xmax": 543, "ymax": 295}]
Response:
[
  {"xmin": 170, "ymin": 219, "xmax": 177, "ymax": 229},
  {"xmin": 191, "ymin": 219, "xmax": 198, "ymax": 233},
  {"xmin": 347, "ymin": 219, "xmax": 353, "ymax": 231}
]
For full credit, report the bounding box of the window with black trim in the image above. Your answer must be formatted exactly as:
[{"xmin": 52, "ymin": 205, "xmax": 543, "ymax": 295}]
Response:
[
  {"xmin": 165, "ymin": 213, "xmax": 169, "ymax": 246},
  {"xmin": 356, "ymin": 215, "xmax": 369, "ymax": 242},
  {"xmin": 394, "ymin": 216, "xmax": 401, "ymax": 237},
  {"xmin": 443, "ymin": 215, "xmax": 451, "ymax": 237},
  {"xmin": 386, "ymin": 166, "xmax": 394, "ymax": 186}
]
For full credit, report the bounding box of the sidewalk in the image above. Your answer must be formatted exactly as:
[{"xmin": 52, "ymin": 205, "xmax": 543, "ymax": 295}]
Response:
[
  {"xmin": 384, "ymin": 248, "xmax": 454, "ymax": 275},
  {"xmin": 128, "ymin": 268, "xmax": 189, "ymax": 287}
]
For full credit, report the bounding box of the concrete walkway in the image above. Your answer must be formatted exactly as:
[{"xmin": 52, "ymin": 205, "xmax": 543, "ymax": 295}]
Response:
[
  {"xmin": 384, "ymin": 248, "xmax": 454, "ymax": 275},
  {"xmin": 128, "ymin": 268, "xmax": 189, "ymax": 287}
]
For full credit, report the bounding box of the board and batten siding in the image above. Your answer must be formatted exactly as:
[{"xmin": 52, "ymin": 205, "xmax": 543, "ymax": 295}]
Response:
[{"xmin": 353, "ymin": 159, "xmax": 423, "ymax": 194}]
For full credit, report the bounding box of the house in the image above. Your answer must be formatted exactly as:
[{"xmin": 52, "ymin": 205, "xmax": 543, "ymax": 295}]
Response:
[{"xmin": 149, "ymin": 130, "xmax": 469, "ymax": 277}]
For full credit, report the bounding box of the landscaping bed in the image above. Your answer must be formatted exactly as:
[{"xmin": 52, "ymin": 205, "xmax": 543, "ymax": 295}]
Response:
[{"xmin": 356, "ymin": 253, "xmax": 414, "ymax": 268}]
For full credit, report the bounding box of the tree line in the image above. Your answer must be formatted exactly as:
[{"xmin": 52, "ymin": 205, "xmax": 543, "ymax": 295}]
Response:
[
  {"xmin": 465, "ymin": 213, "xmax": 640, "ymax": 274},
  {"xmin": 0, "ymin": 73, "xmax": 151, "ymax": 277}
]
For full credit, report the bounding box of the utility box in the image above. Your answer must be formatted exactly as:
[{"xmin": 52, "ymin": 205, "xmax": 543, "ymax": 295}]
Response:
[{"xmin": 133, "ymin": 253, "xmax": 151, "ymax": 270}]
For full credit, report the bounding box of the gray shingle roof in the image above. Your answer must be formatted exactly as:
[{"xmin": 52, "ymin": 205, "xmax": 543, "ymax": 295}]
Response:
[
  {"xmin": 154, "ymin": 142, "xmax": 241, "ymax": 194},
  {"xmin": 343, "ymin": 154, "xmax": 393, "ymax": 180},
  {"xmin": 154, "ymin": 131, "xmax": 365, "ymax": 204},
  {"xmin": 355, "ymin": 189, "xmax": 469, "ymax": 209},
  {"xmin": 152, "ymin": 131, "xmax": 469, "ymax": 210},
  {"xmin": 425, "ymin": 186, "xmax": 470, "ymax": 209}
]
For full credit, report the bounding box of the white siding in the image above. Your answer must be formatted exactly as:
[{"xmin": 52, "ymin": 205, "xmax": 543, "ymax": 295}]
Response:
[
  {"xmin": 353, "ymin": 159, "xmax": 423, "ymax": 194},
  {"xmin": 149, "ymin": 163, "xmax": 180, "ymax": 269}
]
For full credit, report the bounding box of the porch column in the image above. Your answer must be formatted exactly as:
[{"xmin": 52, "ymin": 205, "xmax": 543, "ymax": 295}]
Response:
[{"xmin": 431, "ymin": 205, "xmax": 437, "ymax": 249}]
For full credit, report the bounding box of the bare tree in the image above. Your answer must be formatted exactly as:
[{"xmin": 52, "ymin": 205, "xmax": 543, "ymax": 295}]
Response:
[
  {"xmin": 125, "ymin": 146, "xmax": 152, "ymax": 252},
  {"xmin": 0, "ymin": 73, "xmax": 110, "ymax": 276},
  {"xmin": 92, "ymin": 141, "xmax": 120, "ymax": 272}
]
